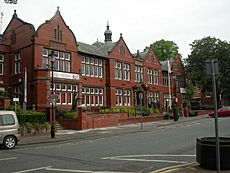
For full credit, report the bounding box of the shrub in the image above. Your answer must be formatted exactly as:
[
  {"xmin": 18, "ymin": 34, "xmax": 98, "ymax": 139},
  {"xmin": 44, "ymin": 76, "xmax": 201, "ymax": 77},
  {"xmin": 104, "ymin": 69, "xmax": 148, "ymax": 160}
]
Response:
[
  {"xmin": 33, "ymin": 122, "xmax": 40, "ymax": 134},
  {"xmin": 44, "ymin": 122, "xmax": 50, "ymax": 132},
  {"xmin": 25, "ymin": 122, "xmax": 33, "ymax": 135},
  {"xmin": 65, "ymin": 111, "xmax": 77, "ymax": 119},
  {"xmin": 17, "ymin": 110, "xmax": 47, "ymax": 124}
]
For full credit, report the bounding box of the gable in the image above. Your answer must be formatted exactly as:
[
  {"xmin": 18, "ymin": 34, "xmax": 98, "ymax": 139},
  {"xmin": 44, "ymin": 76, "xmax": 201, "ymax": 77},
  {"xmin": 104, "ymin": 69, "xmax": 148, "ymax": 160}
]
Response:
[
  {"xmin": 1, "ymin": 12, "xmax": 35, "ymax": 46},
  {"xmin": 109, "ymin": 34, "xmax": 133, "ymax": 59},
  {"xmin": 172, "ymin": 56, "xmax": 184, "ymax": 74},
  {"xmin": 35, "ymin": 7, "xmax": 77, "ymax": 46},
  {"xmin": 146, "ymin": 49, "xmax": 161, "ymax": 66}
]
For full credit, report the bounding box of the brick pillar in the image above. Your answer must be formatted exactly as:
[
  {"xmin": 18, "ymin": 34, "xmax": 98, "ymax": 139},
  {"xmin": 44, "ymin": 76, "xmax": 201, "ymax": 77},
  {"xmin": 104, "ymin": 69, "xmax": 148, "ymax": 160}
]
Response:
[
  {"xmin": 78, "ymin": 106, "xmax": 88, "ymax": 130},
  {"xmin": 3, "ymin": 98, "xmax": 11, "ymax": 110}
]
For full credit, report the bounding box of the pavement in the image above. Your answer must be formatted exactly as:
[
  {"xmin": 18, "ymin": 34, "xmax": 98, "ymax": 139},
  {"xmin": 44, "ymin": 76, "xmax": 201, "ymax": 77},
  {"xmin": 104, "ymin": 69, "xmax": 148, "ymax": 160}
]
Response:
[{"xmin": 19, "ymin": 115, "xmax": 230, "ymax": 173}]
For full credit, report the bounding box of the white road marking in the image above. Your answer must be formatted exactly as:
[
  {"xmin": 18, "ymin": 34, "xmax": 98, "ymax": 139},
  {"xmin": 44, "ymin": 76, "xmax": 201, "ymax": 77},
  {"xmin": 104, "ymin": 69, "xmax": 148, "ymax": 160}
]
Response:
[
  {"xmin": 102, "ymin": 154, "xmax": 195, "ymax": 159},
  {"xmin": 104, "ymin": 157, "xmax": 187, "ymax": 164},
  {"xmin": 12, "ymin": 166, "xmax": 52, "ymax": 173},
  {"xmin": 0, "ymin": 157, "xmax": 17, "ymax": 161},
  {"xmin": 46, "ymin": 167, "xmax": 134, "ymax": 173},
  {"xmin": 102, "ymin": 154, "xmax": 195, "ymax": 164}
]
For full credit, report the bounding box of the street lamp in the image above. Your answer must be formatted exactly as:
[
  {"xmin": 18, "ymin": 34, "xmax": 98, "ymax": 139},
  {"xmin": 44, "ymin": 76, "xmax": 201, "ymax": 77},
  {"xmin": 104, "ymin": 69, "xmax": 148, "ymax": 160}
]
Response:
[{"xmin": 49, "ymin": 51, "xmax": 56, "ymax": 138}]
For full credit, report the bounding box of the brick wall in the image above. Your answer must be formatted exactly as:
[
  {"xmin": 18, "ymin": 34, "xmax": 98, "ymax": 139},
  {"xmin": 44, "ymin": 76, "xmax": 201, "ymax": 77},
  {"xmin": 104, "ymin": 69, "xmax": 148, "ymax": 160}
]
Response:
[{"xmin": 58, "ymin": 107, "xmax": 164, "ymax": 130}]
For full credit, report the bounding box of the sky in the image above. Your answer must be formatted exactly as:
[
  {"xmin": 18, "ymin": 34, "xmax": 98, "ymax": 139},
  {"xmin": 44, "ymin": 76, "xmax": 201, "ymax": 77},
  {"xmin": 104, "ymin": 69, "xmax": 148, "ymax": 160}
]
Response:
[{"xmin": 0, "ymin": 0, "xmax": 230, "ymax": 59}]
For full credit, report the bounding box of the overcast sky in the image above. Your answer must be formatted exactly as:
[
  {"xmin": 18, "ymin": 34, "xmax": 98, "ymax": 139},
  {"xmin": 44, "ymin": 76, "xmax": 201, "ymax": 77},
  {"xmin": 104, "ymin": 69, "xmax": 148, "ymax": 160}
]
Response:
[{"xmin": 0, "ymin": 0, "xmax": 229, "ymax": 59}]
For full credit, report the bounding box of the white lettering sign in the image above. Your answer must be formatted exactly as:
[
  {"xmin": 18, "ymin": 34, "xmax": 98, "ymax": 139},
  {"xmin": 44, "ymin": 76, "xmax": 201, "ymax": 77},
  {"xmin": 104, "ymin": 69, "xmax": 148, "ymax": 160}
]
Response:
[
  {"xmin": 13, "ymin": 98, "xmax": 19, "ymax": 102},
  {"xmin": 50, "ymin": 71, "xmax": 80, "ymax": 80}
]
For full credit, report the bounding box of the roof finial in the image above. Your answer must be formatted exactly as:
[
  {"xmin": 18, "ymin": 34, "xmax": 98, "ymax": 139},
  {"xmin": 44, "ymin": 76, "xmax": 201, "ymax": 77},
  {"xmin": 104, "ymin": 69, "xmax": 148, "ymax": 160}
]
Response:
[
  {"xmin": 55, "ymin": 6, "xmax": 60, "ymax": 15},
  {"xmin": 13, "ymin": 10, "xmax": 17, "ymax": 18}
]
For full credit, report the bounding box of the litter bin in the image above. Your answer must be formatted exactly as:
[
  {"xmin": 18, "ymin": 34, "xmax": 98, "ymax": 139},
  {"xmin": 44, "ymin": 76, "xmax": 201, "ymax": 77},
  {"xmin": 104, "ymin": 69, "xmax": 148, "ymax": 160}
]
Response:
[{"xmin": 196, "ymin": 137, "xmax": 230, "ymax": 170}]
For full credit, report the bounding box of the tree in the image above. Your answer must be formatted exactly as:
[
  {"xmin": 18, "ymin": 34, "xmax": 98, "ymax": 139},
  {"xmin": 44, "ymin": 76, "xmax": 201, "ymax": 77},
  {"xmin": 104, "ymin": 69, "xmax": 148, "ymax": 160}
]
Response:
[
  {"xmin": 184, "ymin": 83, "xmax": 196, "ymax": 108},
  {"xmin": 185, "ymin": 36, "xmax": 230, "ymax": 104},
  {"xmin": 148, "ymin": 39, "xmax": 179, "ymax": 61}
]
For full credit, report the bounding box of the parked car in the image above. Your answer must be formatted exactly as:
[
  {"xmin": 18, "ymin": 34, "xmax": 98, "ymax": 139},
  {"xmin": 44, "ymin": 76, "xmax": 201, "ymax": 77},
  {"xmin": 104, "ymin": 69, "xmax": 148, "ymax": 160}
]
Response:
[
  {"xmin": 208, "ymin": 106, "xmax": 230, "ymax": 117},
  {"xmin": 0, "ymin": 111, "xmax": 21, "ymax": 149}
]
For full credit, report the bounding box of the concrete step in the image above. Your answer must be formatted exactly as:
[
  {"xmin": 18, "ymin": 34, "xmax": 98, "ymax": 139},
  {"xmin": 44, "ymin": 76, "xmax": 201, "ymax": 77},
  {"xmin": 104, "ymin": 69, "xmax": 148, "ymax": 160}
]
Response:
[{"xmin": 56, "ymin": 122, "xmax": 64, "ymax": 130}]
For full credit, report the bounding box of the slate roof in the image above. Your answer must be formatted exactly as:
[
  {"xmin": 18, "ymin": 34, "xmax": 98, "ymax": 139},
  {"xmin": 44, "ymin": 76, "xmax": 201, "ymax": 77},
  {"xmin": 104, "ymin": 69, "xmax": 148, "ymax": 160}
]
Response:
[
  {"xmin": 93, "ymin": 41, "xmax": 117, "ymax": 56},
  {"xmin": 133, "ymin": 48, "xmax": 150, "ymax": 60},
  {"xmin": 160, "ymin": 59, "xmax": 174, "ymax": 72},
  {"xmin": 77, "ymin": 42, "xmax": 108, "ymax": 58}
]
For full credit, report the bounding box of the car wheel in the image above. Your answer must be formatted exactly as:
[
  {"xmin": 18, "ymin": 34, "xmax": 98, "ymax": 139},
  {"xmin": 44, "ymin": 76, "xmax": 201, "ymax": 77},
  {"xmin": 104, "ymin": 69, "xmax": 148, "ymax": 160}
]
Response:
[{"xmin": 3, "ymin": 136, "xmax": 17, "ymax": 149}]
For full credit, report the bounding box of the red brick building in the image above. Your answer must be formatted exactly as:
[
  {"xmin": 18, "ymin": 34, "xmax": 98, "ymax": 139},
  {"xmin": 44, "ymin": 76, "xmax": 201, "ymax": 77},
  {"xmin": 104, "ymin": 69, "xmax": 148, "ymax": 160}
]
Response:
[{"xmin": 0, "ymin": 8, "xmax": 186, "ymax": 112}]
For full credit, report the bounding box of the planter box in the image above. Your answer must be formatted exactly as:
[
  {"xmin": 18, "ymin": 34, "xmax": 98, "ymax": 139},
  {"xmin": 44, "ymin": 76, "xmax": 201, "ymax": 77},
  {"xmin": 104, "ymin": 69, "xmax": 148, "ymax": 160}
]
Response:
[{"xmin": 196, "ymin": 137, "xmax": 230, "ymax": 170}]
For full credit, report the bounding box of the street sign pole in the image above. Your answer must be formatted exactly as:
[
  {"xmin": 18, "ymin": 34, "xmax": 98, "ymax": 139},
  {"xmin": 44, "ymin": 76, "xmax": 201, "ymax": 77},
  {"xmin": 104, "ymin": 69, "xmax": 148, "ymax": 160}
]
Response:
[
  {"xmin": 206, "ymin": 59, "xmax": 220, "ymax": 173},
  {"xmin": 138, "ymin": 92, "xmax": 144, "ymax": 130}
]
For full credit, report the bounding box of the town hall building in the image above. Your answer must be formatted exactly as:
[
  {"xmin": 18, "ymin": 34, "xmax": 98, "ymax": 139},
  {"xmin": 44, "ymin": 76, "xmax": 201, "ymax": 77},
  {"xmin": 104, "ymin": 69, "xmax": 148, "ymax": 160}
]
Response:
[{"xmin": 0, "ymin": 7, "xmax": 186, "ymax": 113}]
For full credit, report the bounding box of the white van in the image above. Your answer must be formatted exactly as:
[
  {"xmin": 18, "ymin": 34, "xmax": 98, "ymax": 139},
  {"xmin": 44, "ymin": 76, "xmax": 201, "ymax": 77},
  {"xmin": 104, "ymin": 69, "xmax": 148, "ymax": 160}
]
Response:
[{"xmin": 0, "ymin": 111, "xmax": 21, "ymax": 149}]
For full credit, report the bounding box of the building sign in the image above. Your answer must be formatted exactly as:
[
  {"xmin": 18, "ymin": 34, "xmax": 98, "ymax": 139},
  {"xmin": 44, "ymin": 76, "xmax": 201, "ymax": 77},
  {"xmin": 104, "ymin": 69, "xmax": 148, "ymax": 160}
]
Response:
[
  {"xmin": 51, "ymin": 71, "xmax": 80, "ymax": 80},
  {"xmin": 180, "ymin": 88, "xmax": 186, "ymax": 94}
]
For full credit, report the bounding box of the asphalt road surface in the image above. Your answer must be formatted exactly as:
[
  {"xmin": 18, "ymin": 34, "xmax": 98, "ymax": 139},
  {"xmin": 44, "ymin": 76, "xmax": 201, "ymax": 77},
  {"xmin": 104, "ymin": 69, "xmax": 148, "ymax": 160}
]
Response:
[{"xmin": 1, "ymin": 116, "xmax": 230, "ymax": 173}]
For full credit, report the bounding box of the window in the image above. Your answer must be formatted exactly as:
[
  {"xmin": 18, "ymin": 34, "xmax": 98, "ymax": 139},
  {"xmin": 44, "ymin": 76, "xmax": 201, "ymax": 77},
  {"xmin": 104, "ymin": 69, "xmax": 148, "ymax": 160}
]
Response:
[
  {"xmin": 153, "ymin": 70, "xmax": 159, "ymax": 85},
  {"xmin": 163, "ymin": 72, "xmax": 169, "ymax": 86},
  {"xmin": 55, "ymin": 25, "xmax": 62, "ymax": 41},
  {"xmin": 148, "ymin": 91, "xmax": 159, "ymax": 107},
  {"xmin": 148, "ymin": 68, "xmax": 159, "ymax": 85},
  {"xmin": 81, "ymin": 87, "xmax": 104, "ymax": 107},
  {"xmin": 147, "ymin": 68, "xmax": 153, "ymax": 84},
  {"xmin": 42, "ymin": 49, "xmax": 71, "ymax": 72},
  {"xmin": 50, "ymin": 83, "xmax": 78, "ymax": 105},
  {"xmin": 124, "ymin": 89, "xmax": 131, "ymax": 106},
  {"xmin": 81, "ymin": 57, "xmax": 103, "ymax": 78},
  {"xmin": 123, "ymin": 63, "xmax": 130, "ymax": 81},
  {"xmin": 115, "ymin": 61, "xmax": 122, "ymax": 80},
  {"xmin": 0, "ymin": 114, "xmax": 15, "ymax": 126},
  {"xmin": 116, "ymin": 89, "xmax": 123, "ymax": 106},
  {"xmin": 135, "ymin": 66, "xmax": 143, "ymax": 82},
  {"xmin": 0, "ymin": 54, "xmax": 4, "ymax": 75},
  {"xmin": 15, "ymin": 53, "xmax": 21, "ymax": 74}
]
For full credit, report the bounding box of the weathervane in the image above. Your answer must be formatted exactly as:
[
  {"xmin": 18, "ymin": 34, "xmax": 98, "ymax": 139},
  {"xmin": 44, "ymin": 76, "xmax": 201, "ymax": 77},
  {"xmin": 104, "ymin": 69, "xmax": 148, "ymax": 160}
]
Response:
[{"xmin": 4, "ymin": 0, "xmax": 17, "ymax": 4}]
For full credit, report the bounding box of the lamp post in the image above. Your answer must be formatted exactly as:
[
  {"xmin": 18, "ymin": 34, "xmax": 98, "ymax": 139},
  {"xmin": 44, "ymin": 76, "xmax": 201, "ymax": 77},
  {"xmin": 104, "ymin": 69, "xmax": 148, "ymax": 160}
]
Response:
[{"xmin": 49, "ymin": 51, "xmax": 56, "ymax": 138}]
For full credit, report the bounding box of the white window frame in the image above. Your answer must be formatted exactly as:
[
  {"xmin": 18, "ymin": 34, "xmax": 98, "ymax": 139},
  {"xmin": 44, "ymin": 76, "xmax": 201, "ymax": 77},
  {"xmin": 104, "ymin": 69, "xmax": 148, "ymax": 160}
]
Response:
[
  {"xmin": 0, "ymin": 54, "xmax": 4, "ymax": 75},
  {"xmin": 14, "ymin": 53, "xmax": 21, "ymax": 74}
]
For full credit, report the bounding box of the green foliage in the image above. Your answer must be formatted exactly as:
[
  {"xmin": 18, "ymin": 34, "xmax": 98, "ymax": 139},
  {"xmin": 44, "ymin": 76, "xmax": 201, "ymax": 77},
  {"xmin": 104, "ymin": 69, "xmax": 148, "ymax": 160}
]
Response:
[
  {"xmin": 65, "ymin": 111, "xmax": 77, "ymax": 119},
  {"xmin": 56, "ymin": 109, "xmax": 77, "ymax": 119},
  {"xmin": 98, "ymin": 107, "xmax": 159, "ymax": 117},
  {"xmin": 17, "ymin": 110, "xmax": 47, "ymax": 124},
  {"xmin": 0, "ymin": 91, "xmax": 9, "ymax": 99},
  {"xmin": 148, "ymin": 39, "xmax": 179, "ymax": 61},
  {"xmin": 25, "ymin": 122, "xmax": 33, "ymax": 135},
  {"xmin": 7, "ymin": 104, "xmax": 23, "ymax": 114},
  {"xmin": 185, "ymin": 83, "xmax": 196, "ymax": 101},
  {"xmin": 186, "ymin": 36, "xmax": 230, "ymax": 97},
  {"xmin": 44, "ymin": 122, "xmax": 50, "ymax": 132},
  {"xmin": 33, "ymin": 122, "xmax": 40, "ymax": 134}
]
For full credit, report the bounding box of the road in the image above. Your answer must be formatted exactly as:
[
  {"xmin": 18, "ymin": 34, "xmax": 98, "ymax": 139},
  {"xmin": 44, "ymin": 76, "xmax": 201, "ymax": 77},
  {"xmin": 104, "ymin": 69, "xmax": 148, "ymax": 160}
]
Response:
[{"xmin": 1, "ymin": 116, "xmax": 230, "ymax": 173}]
